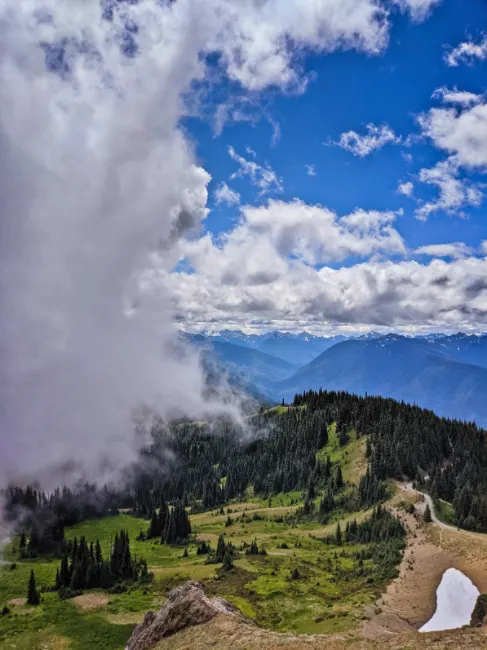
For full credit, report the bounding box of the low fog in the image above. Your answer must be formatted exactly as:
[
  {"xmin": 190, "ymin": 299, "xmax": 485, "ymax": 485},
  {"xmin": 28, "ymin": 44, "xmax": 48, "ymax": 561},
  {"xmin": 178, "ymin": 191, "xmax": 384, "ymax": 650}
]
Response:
[{"xmin": 0, "ymin": 0, "xmax": 223, "ymax": 487}]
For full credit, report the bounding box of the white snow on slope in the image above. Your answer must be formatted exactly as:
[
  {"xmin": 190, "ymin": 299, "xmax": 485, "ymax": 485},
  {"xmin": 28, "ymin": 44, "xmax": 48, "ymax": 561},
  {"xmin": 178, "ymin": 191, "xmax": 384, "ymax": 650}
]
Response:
[{"xmin": 420, "ymin": 568, "xmax": 479, "ymax": 632}]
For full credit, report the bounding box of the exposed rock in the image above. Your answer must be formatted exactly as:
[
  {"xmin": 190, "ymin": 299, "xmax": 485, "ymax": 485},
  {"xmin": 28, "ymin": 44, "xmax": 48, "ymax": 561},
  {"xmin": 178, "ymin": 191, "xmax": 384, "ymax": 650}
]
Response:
[
  {"xmin": 125, "ymin": 581, "xmax": 251, "ymax": 650},
  {"xmin": 470, "ymin": 594, "xmax": 487, "ymax": 627}
]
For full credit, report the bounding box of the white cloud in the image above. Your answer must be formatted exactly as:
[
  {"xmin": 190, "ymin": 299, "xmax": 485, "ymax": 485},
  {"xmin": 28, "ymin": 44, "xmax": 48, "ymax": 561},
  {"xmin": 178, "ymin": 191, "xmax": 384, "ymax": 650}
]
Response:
[
  {"xmin": 446, "ymin": 34, "xmax": 487, "ymax": 67},
  {"xmin": 415, "ymin": 243, "xmax": 473, "ymax": 259},
  {"xmin": 211, "ymin": 0, "xmax": 390, "ymax": 91},
  {"xmin": 246, "ymin": 146, "xmax": 257, "ymax": 158},
  {"xmin": 416, "ymin": 99, "xmax": 487, "ymax": 218},
  {"xmin": 229, "ymin": 146, "xmax": 283, "ymax": 194},
  {"xmin": 432, "ymin": 87, "xmax": 483, "ymax": 107},
  {"xmin": 270, "ymin": 119, "xmax": 281, "ymax": 147},
  {"xmin": 165, "ymin": 200, "xmax": 406, "ymax": 298},
  {"xmin": 481, "ymin": 241, "xmax": 487, "ymax": 256},
  {"xmin": 164, "ymin": 201, "xmax": 406, "ymax": 302},
  {"xmin": 419, "ymin": 103, "xmax": 487, "ymax": 169},
  {"xmin": 306, "ymin": 164, "xmax": 317, "ymax": 177},
  {"xmin": 395, "ymin": 0, "xmax": 441, "ymax": 22},
  {"xmin": 214, "ymin": 182, "xmax": 240, "ymax": 205},
  {"xmin": 337, "ymin": 123, "xmax": 400, "ymax": 157},
  {"xmin": 398, "ymin": 181, "xmax": 414, "ymax": 197},
  {"xmin": 415, "ymin": 160, "xmax": 483, "ymax": 220},
  {"xmin": 165, "ymin": 254, "xmax": 487, "ymax": 331}
]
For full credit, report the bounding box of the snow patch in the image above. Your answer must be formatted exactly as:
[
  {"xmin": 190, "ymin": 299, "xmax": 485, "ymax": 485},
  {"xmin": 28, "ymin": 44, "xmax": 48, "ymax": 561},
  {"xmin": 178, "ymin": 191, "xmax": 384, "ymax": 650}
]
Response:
[{"xmin": 420, "ymin": 568, "xmax": 479, "ymax": 632}]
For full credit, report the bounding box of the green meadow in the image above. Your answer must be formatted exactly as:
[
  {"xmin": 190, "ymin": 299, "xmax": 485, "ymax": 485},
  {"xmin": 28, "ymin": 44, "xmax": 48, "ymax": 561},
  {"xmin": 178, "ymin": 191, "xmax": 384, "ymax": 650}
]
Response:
[{"xmin": 0, "ymin": 430, "xmax": 399, "ymax": 649}]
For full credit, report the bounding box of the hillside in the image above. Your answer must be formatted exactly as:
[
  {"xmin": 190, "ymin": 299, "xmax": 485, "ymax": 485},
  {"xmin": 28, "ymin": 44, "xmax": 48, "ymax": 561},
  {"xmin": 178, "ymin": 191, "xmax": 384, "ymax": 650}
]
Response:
[
  {"xmin": 276, "ymin": 335, "xmax": 487, "ymax": 426},
  {"xmin": 185, "ymin": 334, "xmax": 297, "ymax": 396},
  {"xmin": 423, "ymin": 333, "xmax": 487, "ymax": 369}
]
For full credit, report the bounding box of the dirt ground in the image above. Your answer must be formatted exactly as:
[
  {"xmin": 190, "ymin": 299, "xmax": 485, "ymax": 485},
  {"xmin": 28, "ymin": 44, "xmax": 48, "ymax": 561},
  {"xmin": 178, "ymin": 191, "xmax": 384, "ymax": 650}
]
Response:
[
  {"xmin": 154, "ymin": 613, "xmax": 487, "ymax": 649},
  {"xmin": 72, "ymin": 592, "xmax": 109, "ymax": 611},
  {"xmin": 362, "ymin": 485, "xmax": 487, "ymax": 636}
]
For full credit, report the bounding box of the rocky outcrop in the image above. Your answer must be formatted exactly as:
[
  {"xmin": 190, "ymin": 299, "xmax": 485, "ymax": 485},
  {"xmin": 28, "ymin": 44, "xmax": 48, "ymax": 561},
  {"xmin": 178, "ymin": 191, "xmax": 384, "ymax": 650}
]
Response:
[
  {"xmin": 470, "ymin": 594, "xmax": 487, "ymax": 627},
  {"xmin": 125, "ymin": 581, "xmax": 251, "ymax": 650}
]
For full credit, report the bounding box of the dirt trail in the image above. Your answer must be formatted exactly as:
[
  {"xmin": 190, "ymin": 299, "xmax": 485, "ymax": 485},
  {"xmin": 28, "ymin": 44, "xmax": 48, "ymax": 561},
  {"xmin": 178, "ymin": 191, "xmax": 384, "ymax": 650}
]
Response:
[
  {"xmin": 362, "ymin": 485, "xmax": 487, "ymax": 637},
  {"xmin": 401, "ymin": 483, "xmax": 458, "ymax": 531}
]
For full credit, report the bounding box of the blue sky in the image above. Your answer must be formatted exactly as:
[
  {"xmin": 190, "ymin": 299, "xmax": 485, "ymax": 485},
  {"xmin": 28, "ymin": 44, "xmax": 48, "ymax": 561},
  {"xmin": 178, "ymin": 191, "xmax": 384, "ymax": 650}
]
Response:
[
  {"xmin": 158, "ymin": 0, "xmax": 487, "ymax": 335},
  {"xmin": 192, "ymin": 0, "xmax": 486, "ymax": 249}
]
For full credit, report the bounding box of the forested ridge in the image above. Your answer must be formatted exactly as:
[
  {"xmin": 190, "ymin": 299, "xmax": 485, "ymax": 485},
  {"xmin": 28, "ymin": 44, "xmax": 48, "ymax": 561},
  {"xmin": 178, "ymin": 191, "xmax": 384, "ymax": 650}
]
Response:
[
  {"xmin": 4, "ymin": 388, "xmax": 487, "ymax": 544},
  {"xmin": 293, "ymin": 390, "xmax": 487, "ymax": 530}
]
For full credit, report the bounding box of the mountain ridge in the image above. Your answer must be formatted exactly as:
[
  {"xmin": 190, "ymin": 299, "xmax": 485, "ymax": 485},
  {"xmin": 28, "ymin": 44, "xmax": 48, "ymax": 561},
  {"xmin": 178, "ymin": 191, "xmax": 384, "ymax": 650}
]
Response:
[{"xmin": 276, "ymin": 334, "xmax": 487, "ymax": 425}]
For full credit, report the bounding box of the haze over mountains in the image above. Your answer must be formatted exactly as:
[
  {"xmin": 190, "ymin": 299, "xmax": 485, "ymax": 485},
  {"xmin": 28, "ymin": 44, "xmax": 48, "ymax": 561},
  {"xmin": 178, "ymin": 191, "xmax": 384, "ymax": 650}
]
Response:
[
  {"xmin": 184, "ymin": 331, "xmax": 487, "ymax": 426},
  {"xmin": 204, "ymin": 330, "xmax": 348, "ymax": 365}
]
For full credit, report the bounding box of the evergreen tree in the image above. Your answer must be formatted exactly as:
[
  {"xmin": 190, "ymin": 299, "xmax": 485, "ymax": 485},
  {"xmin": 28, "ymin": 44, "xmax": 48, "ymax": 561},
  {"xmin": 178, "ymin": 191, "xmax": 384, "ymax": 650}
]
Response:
[
  {"xmin": 27, "ymin": 570, "xmax": 40, "ymax": 606},
  {"xmin": 215, "ymin": 535, "xmax": 226, "ymax": 562},
  {"xmin": 147, "ymin": 510, "xmax": 159, "ymax": 539},
  {"xmin": 335, "ymin": 522, "xmax": 342, "ymax": 545},
  {"xmin": 222, "ymin": 549, "xmax": 233, "ymax": 571},
  {"xmin": 424, "ymin": 503, "xmax": 432, "ymax": 523}
]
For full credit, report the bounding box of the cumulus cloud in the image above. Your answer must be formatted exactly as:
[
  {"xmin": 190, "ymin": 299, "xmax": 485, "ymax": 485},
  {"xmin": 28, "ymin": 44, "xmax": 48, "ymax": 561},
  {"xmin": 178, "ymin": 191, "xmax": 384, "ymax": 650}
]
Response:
[
  {"xmin": 215, "ymin": 182, "xmax": 240, "ymax": 205},
  {"xmin": 398, "ymin": 181, "xmax": 414, "ymax": 197},
  {"xmin": 229, "ymin": 146, "xmax": 283, "ymax": 194},
  {"xmin": 156, "ymin": 199, "xmax": 408, "ymax": 325},
  {"xmin": 179, "ymin": 200, "xmax": 405, "ymax": 282},
  {"xmin": 394, "ymin": 0, "xmax": 441, "ymax": 21},
  {"xmin": 415, "ymin": 160, "xmax": 483, "ymax": 220},
  {"xmin": 165, "ymin": 255, "xmax": 487, "ymax": 331},
  {"xmin": 0, "ymin": 0, "xmax": 398, "ymax": 485},
  {"xmin": 305, "ymin": 164, "xmax": 317, "ymax": 177},
  {"xmin": 336, "ymin": 123, "xmax": 400, "ymax": 157},
  {"xmin": 415, "ymin": 243, "xmax": 473, "ymax": 259},
  {"xmin": 432, "ymin": 87, "xmax": 483, "ymax": 107},
  {"xmin": 419, "ymin": 103, "xmax": 487, "ymax": 169},
  {"xmin": 416, "ymin": 99, "xmax": 487, "ymax": 218},
  {"xmin": 0, "ymin": 0, "xmax": 219, "ymax": 486},
  {"xmin": 210, "ymin": 0, "xmax": 389, "ymax": 91},
  {"xmin": 445, "ymin": 34, "xmax": 487, "ymax": 67}
]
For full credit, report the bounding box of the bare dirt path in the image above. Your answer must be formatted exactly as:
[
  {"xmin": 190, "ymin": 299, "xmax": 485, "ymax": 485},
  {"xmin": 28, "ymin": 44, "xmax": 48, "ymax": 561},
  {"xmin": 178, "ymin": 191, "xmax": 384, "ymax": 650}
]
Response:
[
  {"xmin": 400, "ymin": 483, "xmax": 458, "ymax": 531},
  {"xmin": 362, "ymin": 484, "xmax": 487, "ymax": 637}
]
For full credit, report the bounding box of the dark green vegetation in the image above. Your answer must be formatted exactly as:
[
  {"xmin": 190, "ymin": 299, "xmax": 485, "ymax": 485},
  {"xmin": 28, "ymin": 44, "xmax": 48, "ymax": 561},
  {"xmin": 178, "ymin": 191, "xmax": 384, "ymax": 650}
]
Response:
[
  {"xmin": 293, "ymin": 389, "xmax": 487, "ymax": 531},
  {"xmin": 471, "ymin": 593, "xmax": 487, "ymax": 627},
  {"xmin": 26, "ymin": 570, "xmax": 39, "ymax": 606},
  {"xmin": 2, "ymin": 386, "xmax": 487, "ymax": 648},
  {"xmin": 0, "ymin": 503, "xmax": 405, "ymax": 649},
  {"xmin": 55, "ymin": 529, "xmax": 151, "ymax": 597}
]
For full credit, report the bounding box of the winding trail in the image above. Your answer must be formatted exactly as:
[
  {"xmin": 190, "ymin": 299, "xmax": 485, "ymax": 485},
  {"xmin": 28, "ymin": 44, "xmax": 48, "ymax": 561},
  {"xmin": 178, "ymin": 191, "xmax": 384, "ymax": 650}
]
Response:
[{"xmin": 400, "ymin": 482, "xmax": 458, "ymax": 532}]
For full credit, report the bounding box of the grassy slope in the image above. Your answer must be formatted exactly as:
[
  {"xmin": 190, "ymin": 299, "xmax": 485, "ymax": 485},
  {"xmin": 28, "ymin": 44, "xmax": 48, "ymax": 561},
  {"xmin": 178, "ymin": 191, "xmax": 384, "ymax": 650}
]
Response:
[
  {"xmin": 0, "ymin": 427, "xmax": 380, "ymax": 649},
  {"xmin": 317, "ymin": 424, "xmax": 367, "ymax": 485},
  {"xmin": 434, "ymin": 499, "xmax": 455, "ymax": 526}
]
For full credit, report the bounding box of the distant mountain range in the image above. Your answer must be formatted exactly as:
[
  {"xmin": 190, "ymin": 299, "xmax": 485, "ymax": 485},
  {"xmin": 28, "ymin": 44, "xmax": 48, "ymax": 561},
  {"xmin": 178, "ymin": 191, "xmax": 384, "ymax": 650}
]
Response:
[
  {"xmin": 183, "ymin": 330, "xmax": 487, "ymax": 426},
  {"xmin": 195, "ymin": 330, "xmax": 349, "ymax": 364},
  {"xmin": 276, "ymin": 334, "xmax": 487, "ymax": 425}
]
